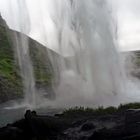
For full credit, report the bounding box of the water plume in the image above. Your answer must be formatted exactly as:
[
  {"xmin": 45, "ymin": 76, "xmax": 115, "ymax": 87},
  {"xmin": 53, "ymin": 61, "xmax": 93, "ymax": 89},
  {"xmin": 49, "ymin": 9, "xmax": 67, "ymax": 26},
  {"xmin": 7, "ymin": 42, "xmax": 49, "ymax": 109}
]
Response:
[
  {"xmin": 28, "ymin": 0, "xmax": 125, "ymax": 107},
  {"xmin": 2, "ymin": 0, "xmax": 138, "ymax": 108},
  {"xmin": 7, "ymin": 0, "xmax": 37, "ymax": 108}
]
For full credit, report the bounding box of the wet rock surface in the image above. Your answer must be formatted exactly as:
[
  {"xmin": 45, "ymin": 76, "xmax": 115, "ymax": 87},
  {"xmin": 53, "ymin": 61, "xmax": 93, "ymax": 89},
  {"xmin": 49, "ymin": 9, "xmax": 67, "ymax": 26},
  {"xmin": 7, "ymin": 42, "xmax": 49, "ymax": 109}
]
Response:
[{"xmin": 1, "ymin": 109, "xmax": 140, "ymax": 140}]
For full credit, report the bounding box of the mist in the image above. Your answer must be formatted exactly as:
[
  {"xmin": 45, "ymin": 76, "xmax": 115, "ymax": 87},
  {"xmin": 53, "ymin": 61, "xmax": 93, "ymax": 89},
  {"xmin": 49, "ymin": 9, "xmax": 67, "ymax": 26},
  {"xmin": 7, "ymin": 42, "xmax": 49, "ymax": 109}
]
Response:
[{"xmin": 0, "ymin": 0, "xmax": 140, "ymax": 109}]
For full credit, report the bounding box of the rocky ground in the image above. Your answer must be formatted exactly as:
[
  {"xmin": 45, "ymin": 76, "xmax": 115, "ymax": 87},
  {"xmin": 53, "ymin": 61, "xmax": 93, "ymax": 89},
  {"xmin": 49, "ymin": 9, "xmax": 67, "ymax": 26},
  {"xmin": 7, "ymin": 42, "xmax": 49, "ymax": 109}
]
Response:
[{"xmin": 1, "ymin": 107, "xmax": 140, "ymax": 140}]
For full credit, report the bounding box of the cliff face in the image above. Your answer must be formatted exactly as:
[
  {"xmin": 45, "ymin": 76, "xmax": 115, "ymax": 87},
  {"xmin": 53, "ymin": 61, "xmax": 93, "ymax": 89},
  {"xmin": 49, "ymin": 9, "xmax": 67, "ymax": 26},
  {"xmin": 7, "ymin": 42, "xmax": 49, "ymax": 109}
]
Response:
[
  {"xmin": 0, "ymin": 14, "xmax": 8, "ymax": 28},
  {"xmin": 0, "ymin": 16, "xmax": 22, "ymax": 102},
  {"xmin": 0, "ymin": 15, "xmax": 59, "ymax": 103}
]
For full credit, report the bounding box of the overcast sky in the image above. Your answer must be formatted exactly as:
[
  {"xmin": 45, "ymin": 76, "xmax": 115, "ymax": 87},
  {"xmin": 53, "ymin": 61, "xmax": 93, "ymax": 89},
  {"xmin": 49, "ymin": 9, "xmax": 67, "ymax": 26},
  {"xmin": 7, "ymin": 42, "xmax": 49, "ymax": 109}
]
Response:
[
  {"xmin": 0, "ymin": 0, "xmax": 140, "ymax": 51},
  {"xmin": 110, "ymin": 0, "xmax": 140, "ymax": 51}
]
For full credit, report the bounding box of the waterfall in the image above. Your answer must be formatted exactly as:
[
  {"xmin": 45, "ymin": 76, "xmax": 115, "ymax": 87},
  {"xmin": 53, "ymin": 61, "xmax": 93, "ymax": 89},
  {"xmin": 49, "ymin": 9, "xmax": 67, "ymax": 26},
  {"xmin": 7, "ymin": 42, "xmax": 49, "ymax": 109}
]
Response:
[
  {"xmin": 3, "ymin": 0, "xmax": 129, "ymax": 108},
  {"xmin": 7, "ymin": 0, "xmax": 37, "ymax": 108},
  {"xmin": 28, "ymin": 0, "xmax": 124, "ymax": 107}
]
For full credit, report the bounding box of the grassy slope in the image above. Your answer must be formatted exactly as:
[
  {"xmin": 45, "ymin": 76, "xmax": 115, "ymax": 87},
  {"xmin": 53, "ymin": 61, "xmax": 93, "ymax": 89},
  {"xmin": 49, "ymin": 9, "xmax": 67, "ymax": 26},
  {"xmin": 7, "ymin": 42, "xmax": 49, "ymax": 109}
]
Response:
[
  {"xmin": 0, "ymin": 19, "xmax": 60, "ymax": 102},
  {"xmin": 0, "ymin": 25, "xmax": 23, "ymax": 102}
]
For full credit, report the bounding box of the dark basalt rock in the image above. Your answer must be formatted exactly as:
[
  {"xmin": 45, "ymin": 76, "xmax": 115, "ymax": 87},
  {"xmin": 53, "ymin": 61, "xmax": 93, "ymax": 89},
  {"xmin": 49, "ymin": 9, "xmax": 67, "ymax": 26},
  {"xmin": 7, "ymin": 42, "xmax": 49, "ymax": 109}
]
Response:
[
  {"xmin": 80, "ymin": 122, "xmax": 95, "ymax": 131},
  {"xmin": 0, "ymin": 14, "xmax": 8, "ymax": 28},
  {"xmin": 1, "ymin": 109, "xmax": 140, "ymax": 140},
  {"xmin": 125, "ymin": 109, "xmax": 140, "ymax": 124}
]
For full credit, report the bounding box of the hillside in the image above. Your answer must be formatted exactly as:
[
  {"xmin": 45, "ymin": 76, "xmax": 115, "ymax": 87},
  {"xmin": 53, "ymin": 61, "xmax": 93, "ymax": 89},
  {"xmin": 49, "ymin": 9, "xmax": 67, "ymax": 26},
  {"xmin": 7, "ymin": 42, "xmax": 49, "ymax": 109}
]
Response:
[{"xmin": 0, "ymin": 15, "xmax": 60, "ymax": 103}]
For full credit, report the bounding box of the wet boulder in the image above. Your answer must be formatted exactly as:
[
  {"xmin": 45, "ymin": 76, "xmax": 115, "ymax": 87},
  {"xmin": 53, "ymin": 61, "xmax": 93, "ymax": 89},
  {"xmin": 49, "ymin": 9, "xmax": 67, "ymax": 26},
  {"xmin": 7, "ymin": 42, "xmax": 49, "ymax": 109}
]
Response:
[
  {"xmin": 81, "ymin": 122, "xmax": 95, "ymax": 131},
  {"xmin": 125, "ymin": 109, "xmax": 140, "ymax": 124}
]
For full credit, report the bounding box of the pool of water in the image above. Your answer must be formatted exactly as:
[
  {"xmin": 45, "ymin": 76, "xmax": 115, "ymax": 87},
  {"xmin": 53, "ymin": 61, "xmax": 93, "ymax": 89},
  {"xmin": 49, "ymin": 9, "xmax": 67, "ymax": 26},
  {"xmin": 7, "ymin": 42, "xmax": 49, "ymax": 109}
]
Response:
[{"xmin": 0, "ymin": 100, "xmax": 62, "ymax": 127}]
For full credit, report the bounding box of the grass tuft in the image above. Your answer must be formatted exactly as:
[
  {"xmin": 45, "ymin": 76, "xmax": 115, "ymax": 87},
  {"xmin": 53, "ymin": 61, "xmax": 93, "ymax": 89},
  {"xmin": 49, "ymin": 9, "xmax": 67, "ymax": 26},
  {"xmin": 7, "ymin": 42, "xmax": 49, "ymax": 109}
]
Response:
[{"xmin": 62, "ymin": 102, "xmax": 140, "ymax": 118}]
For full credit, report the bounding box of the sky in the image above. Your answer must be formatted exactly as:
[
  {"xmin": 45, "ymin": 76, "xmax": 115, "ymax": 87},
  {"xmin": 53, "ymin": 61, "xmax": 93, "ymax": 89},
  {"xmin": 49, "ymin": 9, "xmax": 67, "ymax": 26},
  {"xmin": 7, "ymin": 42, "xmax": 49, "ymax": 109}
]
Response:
[
  {"xmin": 110, "ymin": 0, "xmax": 140, "ymax": 51},
  {"xmin": 0, "ymin": 0, "xmax": 140, "ymax": 52}
]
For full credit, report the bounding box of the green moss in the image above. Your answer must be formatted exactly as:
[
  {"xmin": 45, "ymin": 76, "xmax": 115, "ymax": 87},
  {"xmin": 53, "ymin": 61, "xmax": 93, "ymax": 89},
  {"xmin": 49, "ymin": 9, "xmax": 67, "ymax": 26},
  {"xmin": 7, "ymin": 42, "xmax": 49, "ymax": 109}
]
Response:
[
  {"xmin": 29, "ymin": 39, "xmax": 54, "ymax": 86},
  {"xmin": 0, "ymin": 23, "xmax": 56, "ymax": 102},
  {"xmin": 132, "ymin": 51, "xmax": 140, "ymax": 67},
  {"xmin": 0, "ymin": 25, "xmax": 23, "ymax": 102}
]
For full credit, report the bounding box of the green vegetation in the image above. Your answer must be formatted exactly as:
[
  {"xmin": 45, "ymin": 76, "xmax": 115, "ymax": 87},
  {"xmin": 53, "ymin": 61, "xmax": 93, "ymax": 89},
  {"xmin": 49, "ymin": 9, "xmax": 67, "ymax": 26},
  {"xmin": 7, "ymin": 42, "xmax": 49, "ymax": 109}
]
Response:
[
  {"xmin": 118, "ymin": 102, "xmax": 140, "ymax": 110},
  {"xmin": 0, "ymin": 17, "xmax": 57, "ymax": 102},
  {"xmin": 29, "ymin": 39, "xmax": 53, "ymax": 86},
  {"xmin": 131, "ymin": 51, "xmax": 140, "ymax": 67},
  {"xmin": 0, "ymin": 25, "xmax": 23, "ymax": 102},
  {"xmin": 61, "ymin": 102, "xmax": 140, "ymax": 118},
  {"xmin": 0, "ymin": 26, "xmax": 14, "ymax": 76}
]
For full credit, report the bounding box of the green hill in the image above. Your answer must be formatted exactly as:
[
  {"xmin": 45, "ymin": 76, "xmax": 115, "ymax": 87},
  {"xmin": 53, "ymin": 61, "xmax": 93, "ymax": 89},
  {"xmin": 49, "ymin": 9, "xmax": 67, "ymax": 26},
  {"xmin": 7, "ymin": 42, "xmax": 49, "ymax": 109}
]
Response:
[{"xmin": 0, "ymin": 15, "xmax": 60, "ymax": 103}]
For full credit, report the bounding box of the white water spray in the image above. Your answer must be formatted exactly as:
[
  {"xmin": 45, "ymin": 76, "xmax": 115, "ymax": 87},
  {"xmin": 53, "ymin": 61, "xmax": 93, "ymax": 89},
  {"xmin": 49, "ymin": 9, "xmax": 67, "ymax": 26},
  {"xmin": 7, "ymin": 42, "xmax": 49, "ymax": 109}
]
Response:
[
  {"xmin": 2, "ymin": 0, "xmax": 140, "ymax": 108},
  {"xmin": 7, "ymin": 0, "xmax": 37, "ymax": 108},
  {"xmin": 29, "ymin": 0, "xmax": 125, "ymax": 107}
]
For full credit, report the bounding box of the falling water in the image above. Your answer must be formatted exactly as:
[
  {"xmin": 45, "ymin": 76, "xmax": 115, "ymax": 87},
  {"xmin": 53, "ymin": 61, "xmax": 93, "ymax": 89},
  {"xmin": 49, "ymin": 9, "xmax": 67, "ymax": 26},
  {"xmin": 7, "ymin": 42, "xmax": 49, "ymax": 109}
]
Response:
[
  {"xmin": 7, "ymin": 0, "xmax": 37, "ymax": 108},
  {"xmin": 12, "ymin": 33, "xmax": 36, "ymax": 108},
  {"xmin": 1, "ymin": 0, "xmax": 131, "ymax": 108},
  {"xmin": 28, "ymin": 0, "xmax": 125, "ymax": 107}
]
